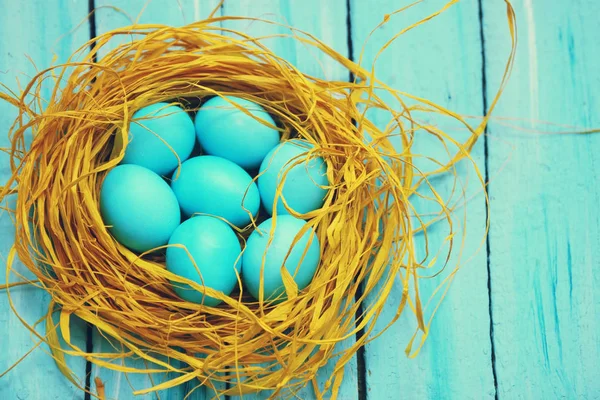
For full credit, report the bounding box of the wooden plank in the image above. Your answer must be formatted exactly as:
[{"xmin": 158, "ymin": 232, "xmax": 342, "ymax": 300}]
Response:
[
  {"xmin": 350, "ymin": 0, "xmax": 496, "ymax": 398},
  {"xmin": 0, "ymin": 1, "xmax": 89, "ymax": 399},
  {"xmin": 483, "ymin": 0, "xmax": 600, "ymax": 398},
  {"xmin": 221, "ymin": 1, "xmax": 357, "ymax": 399},
  {"xmin": 90, "ymin": 1, "xmax": 221, "ymax": 399},
  {"xmin": 222, "ymin": 0, "xmax": 349, "ymax": 82},
  {"xmin": 95, "ymin": 0, "xmax": 222, "ymax": 56}
]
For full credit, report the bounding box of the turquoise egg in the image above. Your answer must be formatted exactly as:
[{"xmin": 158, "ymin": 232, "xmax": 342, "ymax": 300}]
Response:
[
  {"xmin": 166, "ymin": 216, "xmax": 242, "ymax": 306},
  {"xmin": 258, "ymin": 140, "xmax": 329, "ymax": 216},
  {"xmin": 100, "ymin": 164, "xmax": 180, "ymax": 252},
  {"xmin": 122, "ymin": 102, "xmax": 196, "ymax": 176},
  {"xmin": 242, "ymin": 215, "xmax": 320, "ymax": 303},
  {"xmin": 195, "ymin": 96, "xmax": 280, "ymax": 170},
  {"xmin": 171, "ymin": 156, "xmax": 260, "ymax": 227}
]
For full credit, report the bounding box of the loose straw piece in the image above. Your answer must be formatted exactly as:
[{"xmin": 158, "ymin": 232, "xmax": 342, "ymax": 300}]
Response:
[{"xmin": 0, "ymin": 1, "xmax": 516, "ymax": 399}]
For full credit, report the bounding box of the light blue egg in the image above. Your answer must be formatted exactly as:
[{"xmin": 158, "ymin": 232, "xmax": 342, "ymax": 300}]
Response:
[
  {"xmin": 258, "ymin": 140, "xmax": 329, "ymax": 216},
  {"xmin": 195, "ymin": 96, "xmax": 280, "ymax": 170},
  {"xmin": 122, "ymin": 102, "xmax": 196, "ymax": 176},
  {"xmin": 242, "ymin": 215, "xmax": 320, "ymax": 303},
  {"xmin": 171, "ymin": 156, "xmax": 260, "ymax": 227},
  {"xmin": 166, "ymin": 216, "xmax": 242, "ymax": 306},
  {"xmin": 100, "ymin": 164, "xmax": 180, "ymax": 252}
]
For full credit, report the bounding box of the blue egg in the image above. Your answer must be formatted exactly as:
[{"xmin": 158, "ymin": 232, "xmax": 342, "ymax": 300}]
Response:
[
  {"xmin": 242, "ymin": 215, "xmax": 320, "ymax": 303},
  {"xmin": 258, "ymin": 140, "xmax": 329, "ymax": 216},
  {"xmin": 171, "ymin": 156, "xmax": 260, "ymax": 227},
  {"xmin": 195, "ymin": 96, "xmax": 280, "ymax": 170},
  {"xmin": 100, "ymin": 164, "xmax": 180, "ymax": 252},
  {"xmin": 166, "ymin": 216, "xmax": 242, "ymax": 306},
  {"xmin": 121, "ymin": 102, "xmax": 196, "ymax": 176}
]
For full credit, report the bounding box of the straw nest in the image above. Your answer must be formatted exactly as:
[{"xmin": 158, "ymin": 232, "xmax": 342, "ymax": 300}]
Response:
[{"xmin": 0, "ymin": 4, "xmax": 515, "ymax": 399}]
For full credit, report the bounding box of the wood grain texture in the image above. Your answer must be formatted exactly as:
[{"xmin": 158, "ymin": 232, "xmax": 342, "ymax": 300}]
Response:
[
  {"xmin": 349, "ymin": 0, "xmax": 495, "ymax": 398},
  {"xmin": 3, "ymin": 1, "xmax": 599, "ymax": 399},
  {"xmin": 94, "ymin": 0, "xmax": 222, "ymax": 55},
  {"xmin": 221, "ymin": 1, "xmax": 356, "ymax": 399},
  {"xmin": 0, "ymin": 0, "xmax": 89, "ymax": 398},
  {"xmin": 91, "ymin": 2, "xmax": 221, "ymax": 399},
  {"xmin": 483, "ymin": 0, "xmax": 600, "ymax": 398}
]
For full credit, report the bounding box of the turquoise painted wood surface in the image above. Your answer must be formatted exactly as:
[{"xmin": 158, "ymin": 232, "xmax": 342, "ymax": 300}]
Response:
[
  {"xmin": 483, "ymin": 0, "xmax": 600, "ymax": 398},
  {"xmin": 1, "ymin": 0, "xmax": 599, "ymax": 399},
  {"xmin": 350, "ymin": 1, "xmax": 494, "ymax": 399},
  {"xmin": 0, "ymin": 1, "xmax": 89, "ymax": 399}
]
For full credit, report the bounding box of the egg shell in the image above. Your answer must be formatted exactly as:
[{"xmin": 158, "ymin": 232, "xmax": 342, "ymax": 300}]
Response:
[
  {"xmin": 166, "ymin": 216, "xmax": 242, "ymax": 306},
  {"xmin": 242, "ymin": 215, "xmax": 320, "ymax": 303},
  {"xmin": 171, "ymin": 156, "xmax": 260, "ymax": 227},
  {"xmin": 100, "ymin": 164, "xmax": 181, "ymax": 252},
  {"xmin": 121, "ymin": 102, "xmax": 196, "ymax": 176},
  {"xmin": 258, "ymin": 139, "xmax": 329, "ymax": 216},
  {"xmin": 195, "ymin": 96, "xmax": 280, "ymax": 170}
]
